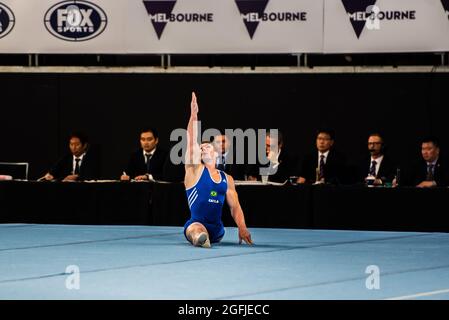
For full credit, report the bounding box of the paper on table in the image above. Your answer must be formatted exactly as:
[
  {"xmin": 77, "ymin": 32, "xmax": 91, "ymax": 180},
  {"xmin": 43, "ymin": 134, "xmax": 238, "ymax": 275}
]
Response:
[
  {"xmin": 83, "ymin": 180, "xmax": 120, "ymax": 183},
  {"xmin": 234, "ymin": 180, "xmax": 287, "ymax": 186}
]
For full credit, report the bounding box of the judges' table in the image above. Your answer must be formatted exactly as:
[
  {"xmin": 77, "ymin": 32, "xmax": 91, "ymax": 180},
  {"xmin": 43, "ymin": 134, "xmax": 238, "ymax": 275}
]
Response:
[
  {"xmin": 1, "ymin": 181, "xmax": 448, "ymax": 232},
  {"xmin": 312, "ymin": 184, "xmax": 449, "ymax": 232},
  {"xmin": 150, "ymin": 182, "xmax": 313, "ymax": 229},
  {"xmin": 0, "ymin": 181, "xmax": 153, "ymax": 225}
]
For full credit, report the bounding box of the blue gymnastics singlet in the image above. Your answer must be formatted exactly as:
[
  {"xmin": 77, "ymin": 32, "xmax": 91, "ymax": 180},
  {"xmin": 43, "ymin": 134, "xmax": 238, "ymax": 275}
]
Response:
[{"xmin": 184, "ymin": 166, "xmax": 228, "ymax": 243}]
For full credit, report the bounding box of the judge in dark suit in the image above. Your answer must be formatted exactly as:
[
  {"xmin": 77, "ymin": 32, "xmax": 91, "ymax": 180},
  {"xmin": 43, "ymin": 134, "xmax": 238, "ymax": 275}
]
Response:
[
  {"xmin": 212, "ymin": 134, "xmax": 246, "ymax": 180},
  {"xmin": 247, "ymin": 130, "xmax": 299, "ymax": 183},
  {"xmin": 357, "ymin": 133, "xmax": 397, "ymax": 186},
  {"xmin": 297, "ymin": 129, "xmax": 346, "ymax": 185},
  {"xmin": 40, "ymin": 132, "xmax": 101, "ymax": 181},
  {"xmin": 120, "ymin": 128, "xmax": 167, "ymax": 181},
  {"xmin": 406, "ymin": 136, "xmax": 448, "ymax": 188}
]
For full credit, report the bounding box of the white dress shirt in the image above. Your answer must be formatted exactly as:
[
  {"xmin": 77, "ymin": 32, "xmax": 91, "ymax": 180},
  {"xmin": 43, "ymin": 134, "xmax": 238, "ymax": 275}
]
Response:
[
  {"xmin": 268, "ymin": 148, "xmax": 281, "ymax": 168},
  {"xmin": 143, "ymin": 148, "xmax": 156, "ymax": 163},
  {"xmin": 217, "ymin": 151, "xmax": 229, "ymax": 165}
]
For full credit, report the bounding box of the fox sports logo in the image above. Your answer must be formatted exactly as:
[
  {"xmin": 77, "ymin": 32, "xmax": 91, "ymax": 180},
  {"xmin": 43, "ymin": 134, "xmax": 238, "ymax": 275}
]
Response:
[
  {"xmin": 44, "ymin": 0, "xmax": 107, "ymax": 41},
  {"xmin": 0, "ymin": 2, "xmax": 15, "ymax": 39}
]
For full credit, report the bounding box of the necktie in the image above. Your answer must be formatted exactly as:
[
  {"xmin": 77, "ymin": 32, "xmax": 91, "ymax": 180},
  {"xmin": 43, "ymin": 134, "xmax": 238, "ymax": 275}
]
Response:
[
  {"xmin": 217, "ymin": 155, "xmax": 225, "ymax": 171},
  {"xmin": 221, "ymin": 155, "xmax": 226, "ymax": 170},
  {"xmin": 319, "ymin": 155, "xmax": 325, "ymax": 180},
  {"xmin": 74, "ymin": 158, "xmax": 81, "ymax": 175},
  {"xmin": 369, "ymin": 160, "xmax": 377, "ymax": 176},
  {"xmin": 145, "ymin": 153, "xmax": 152, "ymax": 174},
  {"xmin": 426, "ymin": 163, "xmax": 435, "ymax": 181}
]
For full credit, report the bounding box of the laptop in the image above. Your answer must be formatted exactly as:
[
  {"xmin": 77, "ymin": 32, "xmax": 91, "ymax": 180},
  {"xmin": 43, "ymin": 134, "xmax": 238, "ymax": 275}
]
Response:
[{"xmin": 0, "ymin": 162, "xmax": 29, "ymax": 180}]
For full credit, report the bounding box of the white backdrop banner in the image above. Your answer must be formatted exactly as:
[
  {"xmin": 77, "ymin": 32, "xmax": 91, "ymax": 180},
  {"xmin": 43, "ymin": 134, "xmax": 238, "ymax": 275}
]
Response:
[
  {"xmin": 0, "ymin": 0, "xmax": 323, "ymax": 53},
  {"xmin": 324, "ymin": 0, "xmax": 449, "ymax": 53},
  {"xmin": 0, "ymin": 0, "xmax": 448, "ymax": 53}
]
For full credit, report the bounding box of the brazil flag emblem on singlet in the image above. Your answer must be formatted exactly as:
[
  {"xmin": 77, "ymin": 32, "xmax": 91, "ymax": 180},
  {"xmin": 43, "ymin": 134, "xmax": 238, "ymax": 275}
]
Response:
[{"xmin": 210, "ymin": 191, "xmax": 218, "ymax": 197}]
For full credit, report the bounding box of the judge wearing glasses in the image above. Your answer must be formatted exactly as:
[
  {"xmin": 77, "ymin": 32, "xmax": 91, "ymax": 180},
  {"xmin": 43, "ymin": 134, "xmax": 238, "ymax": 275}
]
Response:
[{"xmin": 357, "ymin": 133, "xmax": 396, "ymax": 186}]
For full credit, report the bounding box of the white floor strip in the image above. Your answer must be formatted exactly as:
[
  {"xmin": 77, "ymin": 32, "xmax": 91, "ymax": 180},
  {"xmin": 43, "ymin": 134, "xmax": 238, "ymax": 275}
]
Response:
[{"xmin": 386, "ymin": 288, "xmax": 449, "ymax": 300}]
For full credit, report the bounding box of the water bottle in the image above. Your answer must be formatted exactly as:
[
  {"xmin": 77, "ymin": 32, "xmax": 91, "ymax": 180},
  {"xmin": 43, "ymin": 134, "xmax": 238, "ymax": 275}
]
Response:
[{"xmin": 395, "ymin": 168, "xmax": 401, "ymax": 187}]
